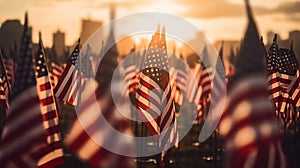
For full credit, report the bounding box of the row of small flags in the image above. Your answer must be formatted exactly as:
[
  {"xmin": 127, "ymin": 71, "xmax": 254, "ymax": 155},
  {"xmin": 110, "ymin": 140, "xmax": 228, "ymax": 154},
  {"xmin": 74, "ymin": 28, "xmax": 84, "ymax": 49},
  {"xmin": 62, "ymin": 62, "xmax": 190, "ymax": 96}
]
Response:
[
  {"xmin": 0, "ymin": 0, "xmax": 299, "ymax": 167},
  {"xmin": 0, "ymin": 13, "xmax": 64, "ymax": 167},
  {"xmin": 0, "ymin": 11, "xmax": 134, "ymax": 167},
  {"xmin": 266, "ymin": 34, "xmax": 300, "ymax": 127}
]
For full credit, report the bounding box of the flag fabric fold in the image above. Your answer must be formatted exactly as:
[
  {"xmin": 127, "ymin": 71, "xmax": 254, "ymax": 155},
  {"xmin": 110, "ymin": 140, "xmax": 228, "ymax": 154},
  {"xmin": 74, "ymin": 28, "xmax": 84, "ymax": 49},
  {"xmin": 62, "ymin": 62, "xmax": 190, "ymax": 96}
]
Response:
[
  {"xmin": 135, "ymin": 26, "xmax": 178, "ymax": 167},
  {"xmin": 35, "ymin": 33, "xmax": 64, "ymax": 168},
  {"xmin": 54, "ymin": 40, "xmax": 82, "ymax": 105},
  {"xmin": 0, "ymin": 13, "xmax": 48, "ymax": 167}
]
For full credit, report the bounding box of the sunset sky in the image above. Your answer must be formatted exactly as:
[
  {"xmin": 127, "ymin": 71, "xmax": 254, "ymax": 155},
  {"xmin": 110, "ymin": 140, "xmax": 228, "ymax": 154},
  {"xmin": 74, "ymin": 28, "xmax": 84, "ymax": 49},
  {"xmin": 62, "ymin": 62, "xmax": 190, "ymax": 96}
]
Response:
[{"xmin": 0, "ymin": 0, "xmax": 300, "ymax": 47}]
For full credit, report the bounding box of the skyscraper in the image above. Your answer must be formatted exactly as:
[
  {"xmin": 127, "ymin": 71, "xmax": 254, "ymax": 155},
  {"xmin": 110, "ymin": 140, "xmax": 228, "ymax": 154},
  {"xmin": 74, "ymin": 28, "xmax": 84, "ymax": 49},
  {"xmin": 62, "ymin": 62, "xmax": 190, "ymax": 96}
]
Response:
[{"xmin": 53, "ymin": 29, "xmax": 65, "ymax": 58}]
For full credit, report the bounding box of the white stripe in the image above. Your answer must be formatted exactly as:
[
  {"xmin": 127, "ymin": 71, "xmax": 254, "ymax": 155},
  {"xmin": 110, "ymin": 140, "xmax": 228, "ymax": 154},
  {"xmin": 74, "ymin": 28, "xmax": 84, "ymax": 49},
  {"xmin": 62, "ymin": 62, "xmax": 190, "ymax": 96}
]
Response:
[
  {"xmin": 139, "ymin": 107, "xmax": 159, "ymax": 133},
  {"xmin": 64, "ymin": 70, "xmax": 79, "ymax": 103},
  {"xmin": 138, "ymin": 82, "xmax": 161, "ymax": 103},
  {"xmin": 42, "ymin": 118, "xmax": 59, "ymax": 130},
  {"xmin": 136, "ymin": 92, "xmax": 161, "ymax": 116},
  {"xmin": 46, "ymin": 132, "xmax": 62, "ymax": 142},
  {"xmin": 0, "ymin": 115, "xmax": 45, "ymax": 158},
  {"xmin": 140, "ymin": 72, "xmax": 160, "ymax": 89},
  {"xmin": 37, "ymin": 148, "xmax": 63, "ymax": 166},
  {"xmin": 55, "ymin": 65, "xmax": 76, "ymax": 97}
]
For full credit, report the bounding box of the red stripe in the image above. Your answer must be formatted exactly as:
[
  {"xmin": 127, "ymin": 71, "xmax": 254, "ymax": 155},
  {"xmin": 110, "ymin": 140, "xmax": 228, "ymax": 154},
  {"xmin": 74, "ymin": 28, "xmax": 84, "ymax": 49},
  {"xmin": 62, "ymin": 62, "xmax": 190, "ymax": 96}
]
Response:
[
  {"xmin": 67, "ymin": 76, "xmax": 80, "ymax": 105},
  {"xmin": 40, "ymin": 82, "xmax": 51, "ymax": 92},
  {"xmin": 58, "ymin": 75, "xmax": 73, "ymax": 100},
  {"xmin": 45, "ymin": 125, "xmax": 61, "ymax": 136},
  {"xmin": 1, "ymin": 132, "xmax": 46, "ymax": 164},
  {"xmin": 137, "ymin": 108, "xmax": 159, "ymax": 135},
  {"xmin": 53, "ymin": 64, "xmax": 71, "ymax": 93},
  {"xmin": 40, "ymin": 96, "xmax": 54, "ymax": 106},
  {"xmin": 279, "ymin": 78, "xmax": 291, "ymax": 85},
  {"xmin": 42, "ymin": 110, "xmax": 58, "ymax": 120},
  {"xmin": 3, "ymin": 107, "xmax": 45, "ymax": 143},
  {"xmin": 5, "ymin": 96, "xmax": 39, "ymax": 122}
]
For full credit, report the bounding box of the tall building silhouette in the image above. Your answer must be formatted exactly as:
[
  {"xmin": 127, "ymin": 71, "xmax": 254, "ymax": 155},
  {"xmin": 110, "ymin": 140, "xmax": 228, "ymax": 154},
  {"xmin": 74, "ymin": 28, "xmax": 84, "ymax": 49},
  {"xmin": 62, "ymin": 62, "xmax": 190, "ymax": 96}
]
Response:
[
  {"xmin": 53, "ymin": 29, "xmax": 65, "ymax": 58},
  {"xmin": 0, "ymin": 19, "xmax": 30, "ymax": 59},
  {"xmin": 80, "ymin": 18, "xmax": 103, "ymax": 44},
  {"xmin": 96, "ymin": 2, "xmax": 119, "ymax": 93}
]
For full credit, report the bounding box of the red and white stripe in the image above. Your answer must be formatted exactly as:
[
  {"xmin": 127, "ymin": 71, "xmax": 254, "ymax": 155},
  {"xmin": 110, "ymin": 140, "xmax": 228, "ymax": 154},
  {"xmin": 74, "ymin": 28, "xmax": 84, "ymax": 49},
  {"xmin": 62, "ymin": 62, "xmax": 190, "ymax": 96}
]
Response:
[
  {"xmin": 49, "ymin": 63, "xmax": 63, "ymax": 88},
  {"xmin": 169, "ymin": 67, "xmax": 183, "ymax": 106},
  {"xmin": 267, "ymin": 70, "xmax": 281, "ymax": 116},
  {"xmin": 186, "ymin": 63, "xmax": 202, "ymax": 105},
  {"xmin": 54, "ymin": 63, "xmax": 82, "ymax": 105},
  {"xmin": 159, "ymin": 74, "xmax": 179, "ymax": 153},
  {"xmin": 201, "ymin": 66, "xmax": 213, "ymax": 98},
  {"xmin": 186, "ymin": 63, "xmax": 203, "ymax": 120},
  {"xmin": 176, "ymin": 68, "xmax": 188, "ymax": 94},
  {"xmin": 278, "ymin": 73, "xmax": 295, "ymax": 114},
  {"xmin": 288, "ymin": 70, "xmax": 300, "ymax": 106},
  {"xmin": 65, "ymin": 79, "xmax": 134, "ymax": 168},
  {"xmin": 0, "ymin": 77, "xmax": 9, "ymax": 109},
  {"xmin": 136, "ymin": 72, "xmax": 162, "ymax": 135},
  {"xmin": 3, "ymin": 58, "xmax": 15, "ymax": 90},
  {"xmin": 36, "ymin": 76, "xmax": 64, "ymax": 167},
  {"xmin": 220, "ymin": 77, "xmax": 286, "ymax": 168},
  {"xmin": 0, "ymin": 87, "xmax": 47, "ymax": 167},
  {"xmin": 123, "ymin": 65, "xmax": 140, "ymax": 96},
  {"xmin": 136, "ymin": 71, "xmax": 178, "ymax": 159}
]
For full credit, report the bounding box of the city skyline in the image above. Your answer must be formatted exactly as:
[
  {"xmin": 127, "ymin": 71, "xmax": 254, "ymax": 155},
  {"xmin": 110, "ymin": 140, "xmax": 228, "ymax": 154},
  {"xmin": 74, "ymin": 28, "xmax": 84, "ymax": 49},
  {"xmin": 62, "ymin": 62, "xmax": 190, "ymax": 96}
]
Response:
[{"xmin": 1, "ymin": 0, "xmax": 300, "ymax": 47}]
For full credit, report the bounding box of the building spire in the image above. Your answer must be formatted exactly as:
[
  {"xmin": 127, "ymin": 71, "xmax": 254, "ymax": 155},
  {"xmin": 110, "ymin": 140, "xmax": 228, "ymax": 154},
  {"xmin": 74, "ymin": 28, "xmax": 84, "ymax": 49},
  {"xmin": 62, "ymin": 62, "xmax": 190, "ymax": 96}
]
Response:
[
  {"xmin": 24, "ymin": 12, "xmax": 28, "ymax": 28},
  {"xmin": 109, "ymin": 2, "xmax": 116, "ymax": 31}
]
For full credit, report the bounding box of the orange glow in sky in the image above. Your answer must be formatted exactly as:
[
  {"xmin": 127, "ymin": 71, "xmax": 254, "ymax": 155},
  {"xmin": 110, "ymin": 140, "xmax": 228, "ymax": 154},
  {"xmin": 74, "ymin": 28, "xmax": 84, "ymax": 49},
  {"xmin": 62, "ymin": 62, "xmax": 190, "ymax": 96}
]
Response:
[{"xmin": 0, "ymin": 0, "xmax": 299, "ymax": 47}]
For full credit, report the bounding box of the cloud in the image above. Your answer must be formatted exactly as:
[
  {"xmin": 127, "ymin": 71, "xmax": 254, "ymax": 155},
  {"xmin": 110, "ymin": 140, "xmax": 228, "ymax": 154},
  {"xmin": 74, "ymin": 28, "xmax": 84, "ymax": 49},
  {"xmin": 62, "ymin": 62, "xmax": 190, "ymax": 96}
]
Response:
[
  {"xmin": 174, "ymin": 0, "xmax": 300, "ymax": 19},
  {"xmin": 272, "ymin": 1, "xmax": 300, "ymax": 14},
  {"xmin": 286, "ymin": 14, "xmax": 300, "ymax": 22}
]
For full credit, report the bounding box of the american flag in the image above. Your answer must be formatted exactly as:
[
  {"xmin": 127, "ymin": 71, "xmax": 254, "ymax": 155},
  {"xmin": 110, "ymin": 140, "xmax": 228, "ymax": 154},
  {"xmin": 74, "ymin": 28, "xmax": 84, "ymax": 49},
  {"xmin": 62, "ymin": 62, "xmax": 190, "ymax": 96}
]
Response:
[
  {"xmin": 0, "ymin": 13, "xmax": 48, "ymax": 167},
  {"xmin": 175, "ymin": 55, "xmax": 188, "ymax": 95},
  {"xmin": 276, "ymin": 48, "xmax": 298, "ymax": 118},
  {"xmin": 0, "ymin": 51, "xmax": 10, "ymax": 109},
  {"xmin": 266, "ymin": 34, "xmax": 283, "ymax": 117},
  {"xmin": 65, "ymin": 73, "xmax": 134, "ymax": 168},
  {"xmin": 135, "ymin": 26, "xmax": 178, "ymax": 166},
  {"xmin": 266, "ymin": 34, "xmax": 299, "ymax": 124},
  {"xmin": 218, "ymin": 1, "xmax": 286, "ymax": 167},
  {"xmin": 49, "ymin": 62, "xmax": 63, "ymax": 88},
  {"xmin": 169, "ymin": 53, "xmax": 188, "ymax": 107},
  {"xmin": 66, "ymin": 21, "xmax": 134, "ymax": 167},
  {"xmin": 48, "ymin": 46, "xmax": 63, "ymax": 88},
  {"xmin": 35, "ymin": 33, "xmax": 64, "ymax": 168},
  {"xmin": 211, "ymin": 43, "xmax": 226, "ymax": 103},
  {"xmin": 2, "ymin": 57, "xmax": 14, "ymax": 93},
  {"xmin": 0, "ymin": 51, "xmax": 9, "ymax": 137},
  {"xmin": 201, "ymin": 46, "xmax": 213, "ymax": 99},
  {"xmin": 289, "ymin": 71, "xmax": 300, "ymax": 107},
  {"xmin": 219, "ymin": 77, "xmax": 287, "ymax": 168},
  {"xmin": 54, "ymin": 40, "xmax": 81, "ymax": 105},
  {"xmin": 198, "ymin": 43, "xmax": 227, "ymax": 141},
  {"xmin": 122, "ymin": 47, "xmax": 140, "ymax": 97},
  {"xmin": 169, "ymin": 67, "xmax": 183, "ymax": 106},
  {"xmin": 186, "ymin": 62, "xmax": 203, "ymax": 120},
  {"xmin": 81, "ymin": 55, "xmax": 94, "ymax": 79},
  {"xmin": 81, "ymin": 44, "xmax": 94, "ymax": 79}
]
